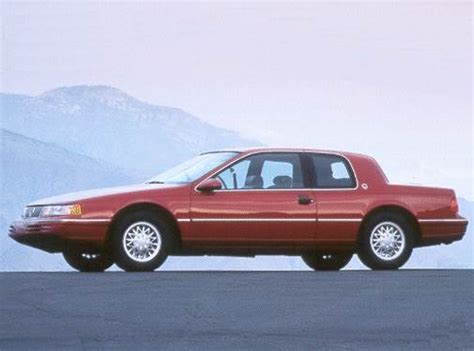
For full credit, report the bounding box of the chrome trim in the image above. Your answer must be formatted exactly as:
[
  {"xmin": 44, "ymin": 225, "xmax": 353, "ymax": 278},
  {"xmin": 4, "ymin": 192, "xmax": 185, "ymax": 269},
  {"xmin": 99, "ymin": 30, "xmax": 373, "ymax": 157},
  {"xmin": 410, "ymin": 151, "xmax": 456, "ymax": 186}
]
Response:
[
  {"xmin": 318, "ymin": 218, "xmax": 362, "ymax": 222},
  {"xmin": 176, "ymin": 218, "xmax": 362, "ymax": 223},
  {"xmin": 194, "ymin": 150, "xmax": 359, "ymax": 193},
  {"xmin": 21, "ymin": 218, "xmax": 110, "ymax": 224},
  {"xmin": 192, "ymin": 218, "xmax": 317, "ymax": 222},
  {"xmin": 418, "ymin": 219, "xmax": 468, "ymax": 223},
  {"xmin": 182, "ymin": 217, "xmax": 466, "ymax": 224}
]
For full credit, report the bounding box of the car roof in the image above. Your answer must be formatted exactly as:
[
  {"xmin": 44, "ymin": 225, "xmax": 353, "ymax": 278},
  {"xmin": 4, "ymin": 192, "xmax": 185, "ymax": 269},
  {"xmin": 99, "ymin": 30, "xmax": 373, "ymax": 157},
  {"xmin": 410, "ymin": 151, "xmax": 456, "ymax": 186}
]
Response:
[{"xmin": 202, "ymin": 146, "xmax": 369, "ymax": 160}]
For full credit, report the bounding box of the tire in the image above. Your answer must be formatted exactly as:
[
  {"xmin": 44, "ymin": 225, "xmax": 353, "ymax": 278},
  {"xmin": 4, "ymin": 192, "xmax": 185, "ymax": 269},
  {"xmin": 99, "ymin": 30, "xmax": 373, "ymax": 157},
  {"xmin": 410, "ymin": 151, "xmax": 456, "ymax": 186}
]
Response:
[
  {"xmin": 302, "ymin": 252, "xmax": 353, "ymax": 271},
  {"xmin": 63, "ymin": 247, "xmax": 113, "ymax": 272},
  {"xmin": 358, "ymin": 212, "xmax": 414, "ymax": 270},
  {"xmin": 111, "ymin": 210, "xmax": 173, "ymax": 272}
]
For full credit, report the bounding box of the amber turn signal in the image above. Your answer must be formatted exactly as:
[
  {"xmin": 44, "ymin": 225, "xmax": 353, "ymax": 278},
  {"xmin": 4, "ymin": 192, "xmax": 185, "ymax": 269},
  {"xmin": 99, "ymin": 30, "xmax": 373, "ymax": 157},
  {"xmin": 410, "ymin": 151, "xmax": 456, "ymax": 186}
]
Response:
[{"xmin": 69, "ymin": 204, "xmax": 82, "ymax": 216}]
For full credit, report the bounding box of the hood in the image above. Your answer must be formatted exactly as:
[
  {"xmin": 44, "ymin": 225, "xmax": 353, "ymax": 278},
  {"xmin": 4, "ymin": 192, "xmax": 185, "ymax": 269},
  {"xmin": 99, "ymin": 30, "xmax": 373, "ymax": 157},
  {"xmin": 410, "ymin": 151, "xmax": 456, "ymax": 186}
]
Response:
[{"xmin": 28, "ymin": 183, "xmax": 181, "ymax": 206}]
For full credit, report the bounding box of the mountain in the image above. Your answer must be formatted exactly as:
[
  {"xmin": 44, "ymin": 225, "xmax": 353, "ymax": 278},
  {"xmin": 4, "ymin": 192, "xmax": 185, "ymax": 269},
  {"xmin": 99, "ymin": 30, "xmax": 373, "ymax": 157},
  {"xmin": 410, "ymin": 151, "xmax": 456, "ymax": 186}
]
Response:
[
  {"xmin": 0, "ymin": 129, "xmax": 136, "ymax": 270},
  {"xmin": 1, "ymin": 85, "xmax": 259, "ymax": 176}
]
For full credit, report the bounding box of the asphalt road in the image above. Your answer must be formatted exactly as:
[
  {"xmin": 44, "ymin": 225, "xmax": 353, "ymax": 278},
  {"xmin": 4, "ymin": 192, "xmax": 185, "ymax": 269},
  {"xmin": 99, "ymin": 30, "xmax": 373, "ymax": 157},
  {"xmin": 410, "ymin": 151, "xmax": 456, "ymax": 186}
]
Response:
[{"xmin": 1, "ymin": 271, "xmax": 473, "ymax": 350}]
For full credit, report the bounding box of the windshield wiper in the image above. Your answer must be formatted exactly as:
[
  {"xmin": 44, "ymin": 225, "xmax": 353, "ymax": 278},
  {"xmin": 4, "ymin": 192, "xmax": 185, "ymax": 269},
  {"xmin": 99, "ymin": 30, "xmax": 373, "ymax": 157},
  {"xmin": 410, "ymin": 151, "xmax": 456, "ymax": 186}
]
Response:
[{"xmin": 146, "ymin": 180, "xmax": 164, "ymax": 184}]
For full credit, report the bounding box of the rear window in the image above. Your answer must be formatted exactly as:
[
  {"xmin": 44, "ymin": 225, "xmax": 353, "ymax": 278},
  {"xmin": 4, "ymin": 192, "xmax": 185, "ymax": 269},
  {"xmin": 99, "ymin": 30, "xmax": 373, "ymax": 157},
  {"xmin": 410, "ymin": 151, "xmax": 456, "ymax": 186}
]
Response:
[{"xmin": 310, "ymin": 154, "xmax": 356, "ymax": 189}]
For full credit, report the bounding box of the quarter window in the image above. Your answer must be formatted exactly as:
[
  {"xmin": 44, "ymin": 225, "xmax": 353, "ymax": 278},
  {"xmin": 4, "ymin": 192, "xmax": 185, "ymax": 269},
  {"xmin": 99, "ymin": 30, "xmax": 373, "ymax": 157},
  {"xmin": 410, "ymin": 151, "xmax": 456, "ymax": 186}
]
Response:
[
  {"xmin": 214, "ymin": 153, "xmax": 305, "ymax": 190},
  {"xmin": 310, "ymin": 154, "xmax": 356, "ymax": 188}
]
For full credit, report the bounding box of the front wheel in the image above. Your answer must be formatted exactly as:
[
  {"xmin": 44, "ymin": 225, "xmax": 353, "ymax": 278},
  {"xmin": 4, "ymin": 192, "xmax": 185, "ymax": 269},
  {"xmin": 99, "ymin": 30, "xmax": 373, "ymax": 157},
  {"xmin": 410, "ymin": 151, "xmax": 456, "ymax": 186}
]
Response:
[
  {"xmin": 63, "ymin": 247, "xmax": 113, "ymax": 272},
  {"xmin": 358, "ymin": 213, "xmax": 414, "ymax": 270},
  {"xmin": 302, "ymin": 252, "xmax": 353, "ymax": 271},
  {"xmin": 111, "ymin": 211, "xmax": 173, "ymax": 272}
]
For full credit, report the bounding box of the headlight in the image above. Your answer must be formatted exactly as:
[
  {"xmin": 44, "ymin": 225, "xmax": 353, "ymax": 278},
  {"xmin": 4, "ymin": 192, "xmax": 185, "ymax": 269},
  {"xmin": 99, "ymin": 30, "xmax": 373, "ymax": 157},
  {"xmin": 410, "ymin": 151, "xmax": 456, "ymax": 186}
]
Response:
[
  {"xmin": 22, "ymin": 204, "xmax": 82, "ymax": 218},
  {"xmin": 23, "ymin": 204, "xmax": 82, "ymax": 218},
  {"xmin": 40, "ymin": 204, "xmax": 82, "ymax": 217}
]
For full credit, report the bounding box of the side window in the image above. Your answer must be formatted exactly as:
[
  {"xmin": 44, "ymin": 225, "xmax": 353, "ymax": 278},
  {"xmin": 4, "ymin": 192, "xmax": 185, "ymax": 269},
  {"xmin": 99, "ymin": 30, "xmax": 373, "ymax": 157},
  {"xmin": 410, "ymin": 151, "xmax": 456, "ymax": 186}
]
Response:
[
  {"xmin": 214, "ymin": 153, "xmax": 305, "ymax": 190},
  {"xmin": 311, "ymin": 154, "xmax": 356, "ymax": 189},
  {"xmin": 261, "ymin": 160, "xmax": 294, "ymax": 188},
  {"xmin": 215, "ymin": 159, "xmax": 251, "ymax": 190},
  {"xmin": 259, "ymin": 155, "xmax": 304, "ymax": 189}
]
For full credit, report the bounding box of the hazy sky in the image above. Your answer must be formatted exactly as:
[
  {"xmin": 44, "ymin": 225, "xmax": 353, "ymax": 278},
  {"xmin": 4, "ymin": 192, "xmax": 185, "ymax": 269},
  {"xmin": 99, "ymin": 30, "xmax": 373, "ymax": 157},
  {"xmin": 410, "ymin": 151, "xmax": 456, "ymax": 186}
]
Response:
[{"xmin": 1, "ymin": 1, "xmax": 473, "ymax": 198}]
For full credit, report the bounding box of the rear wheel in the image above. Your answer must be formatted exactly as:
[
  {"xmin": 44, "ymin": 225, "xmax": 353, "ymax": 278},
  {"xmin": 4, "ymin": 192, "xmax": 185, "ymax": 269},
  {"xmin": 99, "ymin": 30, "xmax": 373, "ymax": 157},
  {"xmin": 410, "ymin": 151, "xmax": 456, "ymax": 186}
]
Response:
[
  {"xmin": 358, "ymin": 212, "xmax": 414, "ymax": 270},
  {"xmin": 63, "ymin": 247, "xmax": 113, "ymax": 272},
  {"xmin": 302, "ymin": 252, "xmax": 353, "ymax": 271},
  {"xmin": 111, "ymin": 211, "xmax": 173, "ymax": 272}
]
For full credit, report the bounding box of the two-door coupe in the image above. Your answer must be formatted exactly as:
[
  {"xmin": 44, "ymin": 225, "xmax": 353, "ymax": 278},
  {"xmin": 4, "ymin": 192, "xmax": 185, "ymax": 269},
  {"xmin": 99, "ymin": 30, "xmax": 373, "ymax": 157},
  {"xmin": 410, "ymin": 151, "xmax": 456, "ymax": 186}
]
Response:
[{"xmin": 9, "ymin": 147, "xmax": 468, "ymax": 272}]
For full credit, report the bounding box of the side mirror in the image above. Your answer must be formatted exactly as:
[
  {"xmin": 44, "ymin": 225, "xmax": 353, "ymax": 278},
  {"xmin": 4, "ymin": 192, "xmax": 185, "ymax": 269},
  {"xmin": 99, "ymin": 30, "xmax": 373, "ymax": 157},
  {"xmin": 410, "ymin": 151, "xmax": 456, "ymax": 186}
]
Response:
[{"xmin": 196, "ymin": 178, "xmax": 222, "ymax": 192}]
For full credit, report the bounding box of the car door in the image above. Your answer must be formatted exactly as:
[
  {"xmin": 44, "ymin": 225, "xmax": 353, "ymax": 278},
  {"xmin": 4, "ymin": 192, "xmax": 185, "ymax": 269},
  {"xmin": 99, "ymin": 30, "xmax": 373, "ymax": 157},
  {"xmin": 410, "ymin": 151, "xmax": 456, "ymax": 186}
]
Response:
[
  {"xmin": 307, "ymin": 153, "xmax": 362, "ymax": 244},
  {"xmin": 189, "ymin": 152, "xmax": 317, "ymax": 248}
]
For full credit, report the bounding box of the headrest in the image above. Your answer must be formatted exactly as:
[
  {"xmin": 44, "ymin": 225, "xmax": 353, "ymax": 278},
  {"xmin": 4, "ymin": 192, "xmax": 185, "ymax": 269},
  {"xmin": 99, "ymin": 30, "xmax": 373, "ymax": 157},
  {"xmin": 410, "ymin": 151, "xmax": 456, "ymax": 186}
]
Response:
[
  {"xmin": 244, "ymin": 175, "xmax": 264, "ymax": 188},
  {"xmin": 273, "ymin": 175, "xmax": 292, "ymax": 188}
]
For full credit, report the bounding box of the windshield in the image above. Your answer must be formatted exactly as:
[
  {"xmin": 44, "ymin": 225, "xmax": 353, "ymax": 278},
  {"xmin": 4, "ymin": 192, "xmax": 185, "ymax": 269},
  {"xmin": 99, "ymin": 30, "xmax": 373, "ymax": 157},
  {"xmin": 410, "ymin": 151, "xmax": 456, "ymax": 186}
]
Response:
[{"xmin": 148, "ymin": 152, "xmax": 238, "ymax": 184}]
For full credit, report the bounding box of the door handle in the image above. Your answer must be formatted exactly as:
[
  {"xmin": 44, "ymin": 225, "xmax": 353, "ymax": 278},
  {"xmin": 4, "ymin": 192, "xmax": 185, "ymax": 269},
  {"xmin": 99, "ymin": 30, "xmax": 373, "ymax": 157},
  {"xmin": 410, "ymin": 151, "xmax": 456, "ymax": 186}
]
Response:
[{"xmin": 298, "ymin": 195, "xmax": 314, "ymax": 205}]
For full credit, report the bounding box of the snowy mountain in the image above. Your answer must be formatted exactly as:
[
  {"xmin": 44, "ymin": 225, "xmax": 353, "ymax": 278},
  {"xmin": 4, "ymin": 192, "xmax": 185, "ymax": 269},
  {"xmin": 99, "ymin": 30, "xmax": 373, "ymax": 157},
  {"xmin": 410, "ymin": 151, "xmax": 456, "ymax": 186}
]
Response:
[{"xmin": 1, "ymin": 85, "xmax": 259, "ymax": 176}]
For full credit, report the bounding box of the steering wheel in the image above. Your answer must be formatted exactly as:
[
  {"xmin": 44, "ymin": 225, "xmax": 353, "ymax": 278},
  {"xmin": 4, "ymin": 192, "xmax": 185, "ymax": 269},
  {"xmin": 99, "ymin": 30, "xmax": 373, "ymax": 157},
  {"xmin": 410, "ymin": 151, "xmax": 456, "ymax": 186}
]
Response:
[{"xmin": 215, "ymin": 175, "xmax": 228, "ymax": 189}]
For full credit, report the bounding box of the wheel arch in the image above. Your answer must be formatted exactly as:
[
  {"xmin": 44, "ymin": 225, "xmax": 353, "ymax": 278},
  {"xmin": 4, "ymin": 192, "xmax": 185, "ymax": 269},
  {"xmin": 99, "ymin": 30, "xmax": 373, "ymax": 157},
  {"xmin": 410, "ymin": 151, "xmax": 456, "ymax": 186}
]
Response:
[
  {"xmin": 105, "ymin": 202, "xmax": 182, "ymax": 252},
  {"xmin": 358, "ymin": 205, "xmax": 421, "ymax": 246}
]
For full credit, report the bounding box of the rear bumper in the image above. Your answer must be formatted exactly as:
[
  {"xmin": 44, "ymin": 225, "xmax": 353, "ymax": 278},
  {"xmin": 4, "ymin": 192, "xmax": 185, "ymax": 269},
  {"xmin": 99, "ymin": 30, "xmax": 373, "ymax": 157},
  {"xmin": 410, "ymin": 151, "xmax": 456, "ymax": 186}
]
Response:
[
  {"xmin": 9, "ymin": 218, "xmax": 110, "ymax": 253},
  {"xmin": 418, "ymin": 216, "xmax": 468, "ymax": 246}
]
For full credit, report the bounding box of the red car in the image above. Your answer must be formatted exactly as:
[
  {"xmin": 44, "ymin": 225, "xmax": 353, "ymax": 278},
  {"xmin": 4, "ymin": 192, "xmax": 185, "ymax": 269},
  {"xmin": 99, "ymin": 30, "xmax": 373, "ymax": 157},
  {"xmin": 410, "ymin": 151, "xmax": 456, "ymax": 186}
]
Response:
[{"xmin": 9, "ymin": 147, "xmax": 468, "ymax": 272}]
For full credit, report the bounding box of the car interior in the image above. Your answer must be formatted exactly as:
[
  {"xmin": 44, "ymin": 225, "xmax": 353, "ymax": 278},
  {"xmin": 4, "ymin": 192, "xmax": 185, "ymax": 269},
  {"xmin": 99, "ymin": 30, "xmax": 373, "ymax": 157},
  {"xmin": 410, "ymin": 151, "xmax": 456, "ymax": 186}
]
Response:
[
  {"xmin": 312, "ymin": 156, "xmax": 354, "ymax": 188},
  {"xmin": 215, "ymin": 153, "xmax": 354, "ymax": 190}
]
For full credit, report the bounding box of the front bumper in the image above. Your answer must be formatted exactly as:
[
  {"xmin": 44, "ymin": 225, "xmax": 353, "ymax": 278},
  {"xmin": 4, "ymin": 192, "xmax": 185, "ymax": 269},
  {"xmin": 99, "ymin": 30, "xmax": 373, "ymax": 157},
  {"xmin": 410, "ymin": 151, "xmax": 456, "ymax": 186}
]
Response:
[{"xmin": 9, "ymin": 218, "xmax": 110, "ymax": 253}]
